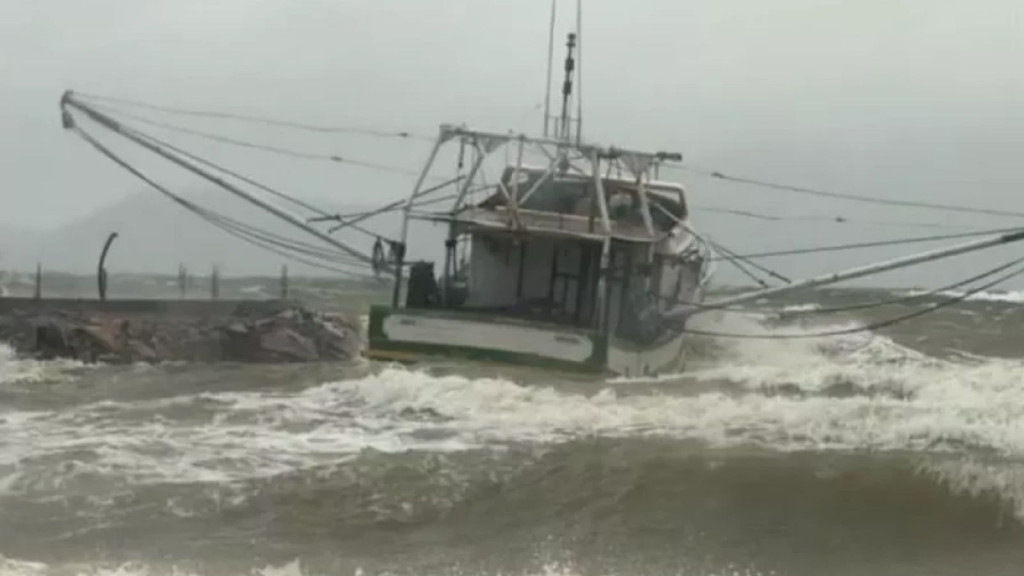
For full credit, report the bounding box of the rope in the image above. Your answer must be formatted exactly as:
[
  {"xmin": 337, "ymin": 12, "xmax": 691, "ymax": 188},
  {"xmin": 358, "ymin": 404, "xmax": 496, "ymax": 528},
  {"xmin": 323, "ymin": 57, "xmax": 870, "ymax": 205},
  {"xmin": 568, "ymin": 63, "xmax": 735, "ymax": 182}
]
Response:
[
  {"xmin": 777, "ymin": 255, "xmax": 1024, "ymax": 317},
  {"xmin": 113, "ymin": 121, "xmax": 392, "ymax": 244},
  {"xmin": 709, "ymin": 240, "xmax": 790, "ymax": 285},
  {"xmin": 672, "ymin": 164, "xmax": 1024, "ymax": 220},
  {"xmin": 711, "ymin": 226, "xmax": 1023, "ymax": 262},
  {"xmin": 709, "ymin": 242, "xmax": 770, "ymax": 287},
  {"xmin": 70, "ymin": 124, "xmax": 375, "ymax": 278},
  {"xmin": 693, "ymin": 204, "xmax": 780, "ymax": 221},
  {"xmin": 98, "ymin": 105, "xmax": 424, "ymax": 177},
  {"xmin": 694, "ymin": 203, "xmax": 983, "ymax": 231},
  {"xmin": 317, "ymin": 176, "xmax": 466, "ymax": 233},
  {"xmin": 203, "ymin": 212, "xmax": 374, "ymax": 268},
  {"xmin": 76, "ymin": 92, "xmax": 433, "ymax": 142},
  {"xmin": 200, "ymin": 212, "xmax": 377, "ymax": 276},
  {"xmin": 679, "ymin": 259, "xmax": 1024, "ymax": 340}
]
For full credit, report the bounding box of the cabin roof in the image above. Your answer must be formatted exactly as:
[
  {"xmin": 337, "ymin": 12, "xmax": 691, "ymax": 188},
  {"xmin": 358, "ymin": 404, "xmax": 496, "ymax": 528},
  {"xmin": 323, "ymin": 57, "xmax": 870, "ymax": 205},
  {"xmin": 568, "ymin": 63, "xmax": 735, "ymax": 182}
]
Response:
[
  {"xmin": 502, "ymin": 164, "xmax": 687, "ymax": 195},
  {"xmin": 411, "ymin": 206, "xmax": 663, "ymax": 244},
  {"xmin": 439, "ymin": 125, "xmax": 682, "ymax": 168}
]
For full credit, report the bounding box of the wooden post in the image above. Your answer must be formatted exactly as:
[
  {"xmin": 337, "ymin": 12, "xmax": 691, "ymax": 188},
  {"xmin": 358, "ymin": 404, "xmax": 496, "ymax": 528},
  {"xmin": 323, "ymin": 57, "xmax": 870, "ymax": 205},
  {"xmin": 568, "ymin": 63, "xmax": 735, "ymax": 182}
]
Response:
[
  {"xmin": 280, "ymin": 265, "xmax": 289, "ymax": 300},
  {"xmin": 34, "ymin": 263, "xmax": 42, "ymax": 300},
  {"xmin": 211, "ymin": 266, "xmax": 220, "ymax": 300},
  {"xmin": 177, "ymin": 264, "xmax": 187, "ymax": 299},
  {"xmin": 97, "ymin": 231, "xmax": 118, "ymax": 302}
]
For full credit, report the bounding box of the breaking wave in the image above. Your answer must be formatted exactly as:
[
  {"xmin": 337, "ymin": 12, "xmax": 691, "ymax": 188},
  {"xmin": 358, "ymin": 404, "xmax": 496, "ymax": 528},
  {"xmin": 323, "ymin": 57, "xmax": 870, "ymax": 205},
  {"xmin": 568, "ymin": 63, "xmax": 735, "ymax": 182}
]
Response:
[
  {"xmin": 0, "ymin": 342, "xmax": 89, "ymax": 387},
  {"xmin": 3, "ymin": 313, "xmax": 1024, "ymax": 504},
  {"xmin": 906, "ymin": 288, "xmax": 1024, "ymax": 304},
  {"xmin": 0, "ymin": 558, "xmax": 778, "ymax": 576},
  {"xmin": 4, "ymin": 311, "xmax": 1024, "ymax": 575}
]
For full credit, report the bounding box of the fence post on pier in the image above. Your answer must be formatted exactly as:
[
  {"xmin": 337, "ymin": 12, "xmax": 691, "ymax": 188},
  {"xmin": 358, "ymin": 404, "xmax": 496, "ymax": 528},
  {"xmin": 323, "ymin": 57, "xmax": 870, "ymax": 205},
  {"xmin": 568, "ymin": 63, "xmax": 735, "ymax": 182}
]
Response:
[
  {"xmin": 211, "ymin": 265, "xmax": 220, "ymax": 300},
  {"xmin": 280, "ymin": 265, "xmax": 289, "ymax": 300},
  {"xmin": 34, "ymin": 263, "xmax": 42, "ymax": 300},
  {"xmin": 178, "ymin": 264, "xmax": 187, "ymax": 299},
  {"xmin": 97, "ymin": 231, "xmax": 118, "ymax": 302}
]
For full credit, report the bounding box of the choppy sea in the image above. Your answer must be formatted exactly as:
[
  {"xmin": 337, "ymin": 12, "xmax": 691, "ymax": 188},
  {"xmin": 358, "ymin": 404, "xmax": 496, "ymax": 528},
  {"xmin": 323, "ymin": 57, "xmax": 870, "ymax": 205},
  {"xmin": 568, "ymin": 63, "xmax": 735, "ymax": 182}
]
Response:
[{"xmin": 2, "ymin": 288, "xmax": 1024, "ymax": 576}]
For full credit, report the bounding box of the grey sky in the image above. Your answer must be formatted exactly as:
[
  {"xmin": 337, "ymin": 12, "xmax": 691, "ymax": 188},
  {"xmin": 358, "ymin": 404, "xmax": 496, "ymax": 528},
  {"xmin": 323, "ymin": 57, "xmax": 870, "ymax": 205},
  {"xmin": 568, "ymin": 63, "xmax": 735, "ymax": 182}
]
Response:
[{"xmin": 2, "ymin": 0, "xmax": 1023, "ymax": 285}]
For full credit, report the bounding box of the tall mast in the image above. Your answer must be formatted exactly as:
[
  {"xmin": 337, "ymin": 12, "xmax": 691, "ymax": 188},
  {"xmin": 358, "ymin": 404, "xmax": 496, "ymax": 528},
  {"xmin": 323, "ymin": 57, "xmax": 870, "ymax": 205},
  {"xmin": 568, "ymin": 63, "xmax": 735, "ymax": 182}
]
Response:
[
  {"xmin": 543, "ymin": 1, "xmax": 584, "ymax": 144},
  {"xmin": 558, "ymin": 32, "xmax": 577, "ymax": 142}
]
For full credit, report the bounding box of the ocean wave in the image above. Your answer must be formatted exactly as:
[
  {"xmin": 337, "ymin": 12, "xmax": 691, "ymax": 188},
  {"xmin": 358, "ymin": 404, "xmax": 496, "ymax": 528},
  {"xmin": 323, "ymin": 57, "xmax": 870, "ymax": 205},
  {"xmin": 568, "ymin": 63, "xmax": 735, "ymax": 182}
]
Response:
[
  {"xmin": 0, "ymin": 343, "xmax": 83, "ymax": 385},
  {"xmin": 905, "ymin": 288, "xmax": 1024, "ymax": 304},
  {"xmin": 0, "ymin": 557, "xmax": 773, "ymax": 576},
  {"xmin": 4, "ymin": 309, "xmax": 1024, "ymax": 538},
  {"xmin": 3, "ymin": 321, "xmax": 1024, "ymax": 500}
]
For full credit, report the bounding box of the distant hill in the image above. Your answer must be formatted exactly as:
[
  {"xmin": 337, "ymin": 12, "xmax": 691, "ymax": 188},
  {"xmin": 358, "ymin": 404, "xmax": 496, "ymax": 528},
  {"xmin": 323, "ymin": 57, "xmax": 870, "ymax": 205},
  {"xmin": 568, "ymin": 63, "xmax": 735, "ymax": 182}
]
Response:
[{"xmin": 1, "ymin": 188, "xmax": 447, "ymax": 277}]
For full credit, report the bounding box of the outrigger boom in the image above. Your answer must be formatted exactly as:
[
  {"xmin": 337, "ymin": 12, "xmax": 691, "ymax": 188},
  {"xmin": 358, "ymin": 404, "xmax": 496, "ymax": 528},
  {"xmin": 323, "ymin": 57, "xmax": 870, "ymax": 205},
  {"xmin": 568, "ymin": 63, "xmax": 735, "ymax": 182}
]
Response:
[
  {"xmin": 59, "ymin": 91, "xmax": 382, "ymax": 274},
  {"xmin": 674, "ymin": 227, "xmax": 1024, "ymax": 319}
]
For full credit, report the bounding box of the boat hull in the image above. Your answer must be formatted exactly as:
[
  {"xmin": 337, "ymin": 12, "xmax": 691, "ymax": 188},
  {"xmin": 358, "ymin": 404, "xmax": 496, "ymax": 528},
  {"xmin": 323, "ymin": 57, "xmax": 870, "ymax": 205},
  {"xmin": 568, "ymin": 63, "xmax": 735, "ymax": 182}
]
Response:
[{"xmin": 365, "ymin": 306, "xmax": 686, "ymax": 376}]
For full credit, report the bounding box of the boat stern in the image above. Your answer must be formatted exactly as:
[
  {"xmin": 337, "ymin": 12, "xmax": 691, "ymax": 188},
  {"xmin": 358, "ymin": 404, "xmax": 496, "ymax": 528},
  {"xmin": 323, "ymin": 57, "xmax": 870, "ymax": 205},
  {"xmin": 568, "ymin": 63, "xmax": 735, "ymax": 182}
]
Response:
[{"xmin": 364, "ymin": 305, "xmax": 609, "ymax": 373}]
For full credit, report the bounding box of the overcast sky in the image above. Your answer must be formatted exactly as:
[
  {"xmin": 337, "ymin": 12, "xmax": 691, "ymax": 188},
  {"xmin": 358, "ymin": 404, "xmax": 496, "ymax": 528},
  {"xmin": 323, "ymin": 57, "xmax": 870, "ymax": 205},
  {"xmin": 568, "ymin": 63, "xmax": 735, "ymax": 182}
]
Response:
[{"xmin": 2, "ymin": 0, "xmax": 1023, "ymax": 285}]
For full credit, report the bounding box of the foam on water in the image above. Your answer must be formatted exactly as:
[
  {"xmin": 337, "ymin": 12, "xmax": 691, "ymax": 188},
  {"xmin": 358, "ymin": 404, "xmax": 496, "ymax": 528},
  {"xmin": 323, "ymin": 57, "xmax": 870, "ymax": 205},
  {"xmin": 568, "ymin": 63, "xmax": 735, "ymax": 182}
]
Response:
[
  {"xmin": 0, "ymin": 558, "xmax": 771, "ymax": 576},
  {"xmin": 0, "ymin": 343, "xmax": 81, "ymax": 385},
  {"xmin": 906, "ymin": 288, "xmax": 1024, "ymax": 304},
  {"xmin": 3, "ymin": 312, "xmax": 1024, "ymax": 505}
]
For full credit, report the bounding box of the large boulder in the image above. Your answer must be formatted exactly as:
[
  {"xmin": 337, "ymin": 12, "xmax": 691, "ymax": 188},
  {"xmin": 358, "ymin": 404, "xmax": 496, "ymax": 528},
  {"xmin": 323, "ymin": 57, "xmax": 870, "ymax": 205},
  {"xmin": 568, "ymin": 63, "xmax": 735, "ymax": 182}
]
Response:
[
  {"xmin": 258, "ymin": 328, "xmax": 319, "ymax": 362},
  {"xmin": 33, "ymin": 319, "xmax": 74, "ymax": 359}
]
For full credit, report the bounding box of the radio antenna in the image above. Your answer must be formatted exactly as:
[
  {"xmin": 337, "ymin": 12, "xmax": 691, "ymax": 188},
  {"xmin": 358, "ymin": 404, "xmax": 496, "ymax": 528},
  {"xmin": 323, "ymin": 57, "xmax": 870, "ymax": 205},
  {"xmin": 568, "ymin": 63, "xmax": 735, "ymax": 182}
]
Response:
[
  {"xmin": 575, "ymin": 0, "xmax": 583, "ymax": 144},
  {"xmin": 542, "ymin": 0, "xmax": 557, "ymax": 138},
  {"xmin": 558, "ymin": 32, "xmax": 577, "ymax": 141}
]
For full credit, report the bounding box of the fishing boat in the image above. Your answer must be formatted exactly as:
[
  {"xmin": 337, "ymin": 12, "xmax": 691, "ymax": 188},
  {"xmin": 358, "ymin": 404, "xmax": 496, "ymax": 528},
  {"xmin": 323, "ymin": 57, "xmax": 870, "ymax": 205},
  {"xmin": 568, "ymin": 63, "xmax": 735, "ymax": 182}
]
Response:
[
  {"xmin": 362, "ymin": 124, "xmax": 713, "ymax": 375},
  {"xmin": 341, "ymin": 23, "xmax": 716, "ymax": 375},
  {"xmin": 55, "ymin": 5, "xmax": 1024, "ymax": 377}
]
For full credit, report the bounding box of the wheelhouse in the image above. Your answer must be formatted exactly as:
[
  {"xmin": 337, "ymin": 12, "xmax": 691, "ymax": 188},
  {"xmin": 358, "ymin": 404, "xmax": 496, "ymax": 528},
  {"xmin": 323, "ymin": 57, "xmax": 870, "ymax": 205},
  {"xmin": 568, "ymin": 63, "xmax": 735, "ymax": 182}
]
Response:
[{"xmin": 388, "ymin": 126, "xmax": 713, "ymax": 346}]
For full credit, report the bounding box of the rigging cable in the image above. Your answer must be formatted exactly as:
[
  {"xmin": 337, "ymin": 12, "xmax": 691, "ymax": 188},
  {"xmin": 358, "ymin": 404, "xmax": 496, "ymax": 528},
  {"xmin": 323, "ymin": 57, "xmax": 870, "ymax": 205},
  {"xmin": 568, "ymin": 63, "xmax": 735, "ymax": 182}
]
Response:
[
  {"xmin": 670, "ymin": 164, "xmax": 1024, "ymax": 220},
  {"xmin": 77, "ymin": 125, "xmax": 376, "ymax": 273},
  {"xmin": 70, "ymin": 123, "xmax": 376, "ymax": 277},
  {"xmin": 693, "ymin": 203, "xmax": 983, "ymax": 230},
  {"xmin": 81, "ymin": 110, "xmax": 462, "ymax": 271},
  {"xmin": 663, "ymin": 253, "xmax": 1024, "ymax": 314},
  {"xmin": 65, "ymin": 96, "xmax": 379, "ymax": 267},
  {"xmin": 314, "ymin": 175, "xmax": 467, "ymax": 233},
  {"xmin": 648, "ymin": 195, "xmax": 790, "ymax": 284},
  {"xmin": 709, "ymin": 240, "xmax": 791, "ymax": 285},
  {"xmin": 776, "ymin": 255, "xmax": 1024, "ymax": 317},
  {"xmin": 677, "ymin": 258, "xmax": 1024, "ymax": 340},
  {"xmin": 710, "ymin": 226, "xmax": 1024, "ymax": 262},
  {"xmin": 75, "ymin": 92, "xmax": 433, "ymax": 142},
  {"xmin": 94, "ymin": 105, "xmax": 425, "ymax": 177},
  {"xmin": 119, "ymin": 124, "xmax": 390, "ymax": 243}
]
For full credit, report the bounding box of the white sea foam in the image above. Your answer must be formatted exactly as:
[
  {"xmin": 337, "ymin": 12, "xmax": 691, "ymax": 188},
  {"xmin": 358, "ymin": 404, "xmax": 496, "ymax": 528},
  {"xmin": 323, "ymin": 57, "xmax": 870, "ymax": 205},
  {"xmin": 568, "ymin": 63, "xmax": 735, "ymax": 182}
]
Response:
[
  {"xmin": 0, "ymin": 557, "xmax": 771, "ymax": 576},
  {"xmin": 777, "ymin": 303, "xmax": 822, "ymax": 313},
  {"xmin": 0, "ymin": 555, "xmax": 48, "ymax": 576},
  {"xmin": 3, "ymin": 312, "xmax": 1024, "ymax": 525},
  {"xmin": 3, "ymin": 330, "xmax": 1024, "ymax": 498},
  {"xmin": 0, "ymin": 342, "xmax": 82, "ymax": 385},
  {"xmin": 906, "ymin": 288, "xmax": 1024, "ymax": 304}
]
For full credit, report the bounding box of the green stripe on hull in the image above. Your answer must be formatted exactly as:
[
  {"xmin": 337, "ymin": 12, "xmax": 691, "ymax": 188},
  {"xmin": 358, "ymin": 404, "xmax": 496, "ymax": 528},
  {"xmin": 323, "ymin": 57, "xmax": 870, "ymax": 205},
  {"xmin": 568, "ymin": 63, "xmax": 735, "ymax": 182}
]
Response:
[
  {"xmin": 368, "ymin": 305, "xmax": 609, "ymax": 373},
  {"xmin": 367, "ymin": 339, "xmax": 608, "ymax": 373},
  {"xmin": 367, "ymin": 306, "xmax": 690, "ymax": 376}
]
